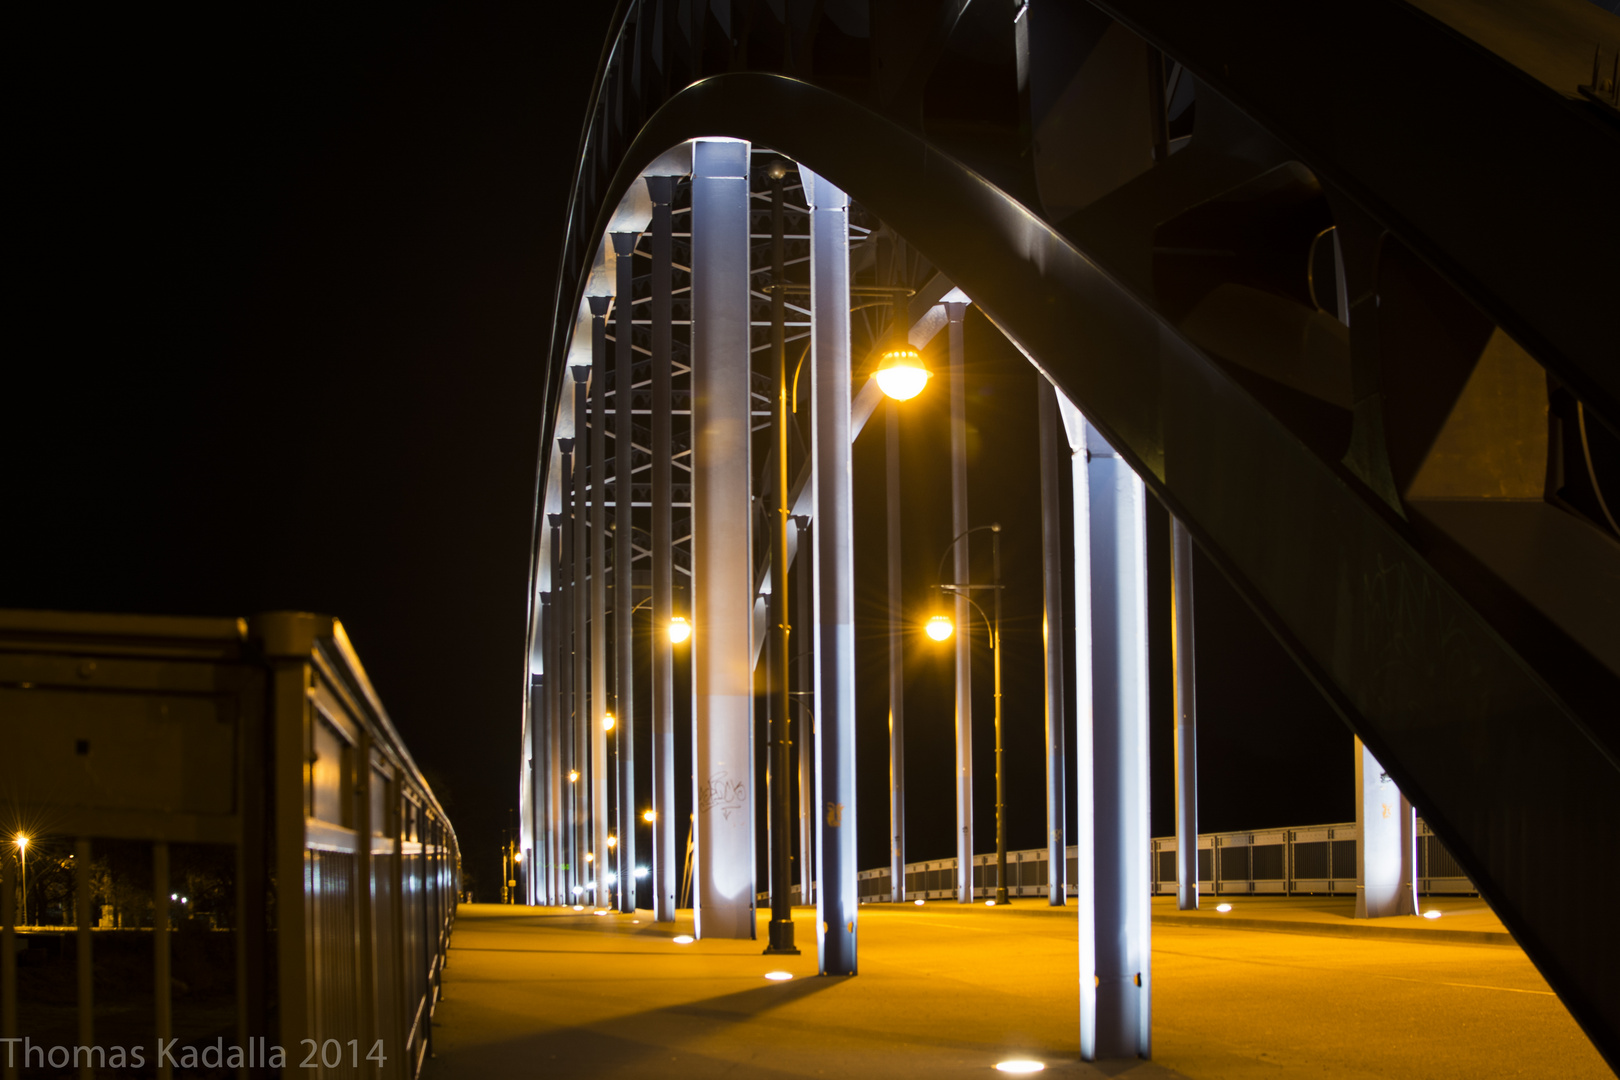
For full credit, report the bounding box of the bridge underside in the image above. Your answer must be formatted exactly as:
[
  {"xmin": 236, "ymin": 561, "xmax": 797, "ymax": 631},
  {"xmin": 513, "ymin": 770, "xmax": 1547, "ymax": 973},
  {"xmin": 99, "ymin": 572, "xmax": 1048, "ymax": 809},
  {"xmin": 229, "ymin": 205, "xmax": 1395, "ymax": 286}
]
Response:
[{"xmin": 527, "ymin": 1, "xmax": 1620, "ymax": 1067}]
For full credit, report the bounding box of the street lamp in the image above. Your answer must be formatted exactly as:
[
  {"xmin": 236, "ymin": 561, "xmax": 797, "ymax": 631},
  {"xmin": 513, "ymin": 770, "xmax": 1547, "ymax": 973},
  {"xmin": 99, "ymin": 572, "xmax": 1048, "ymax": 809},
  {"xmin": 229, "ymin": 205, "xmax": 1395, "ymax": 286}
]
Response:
[
  {"xmin": 667, "ymin": 616, "xmax": 691, "ymax": 644},
  {"xmin": 14, "ymin": 835, "xmax": 27, "ymax": 927},
  {"xmin": 874, "ymin": 344, "xmax": 930, "ymax": 401},
  {"xmin": 603, "ymin": 713, "xmax": 616, "ymax": 732},
  {"xmin": 928, "ymin": 523, "xmax": 1008, "ymax": 905}
]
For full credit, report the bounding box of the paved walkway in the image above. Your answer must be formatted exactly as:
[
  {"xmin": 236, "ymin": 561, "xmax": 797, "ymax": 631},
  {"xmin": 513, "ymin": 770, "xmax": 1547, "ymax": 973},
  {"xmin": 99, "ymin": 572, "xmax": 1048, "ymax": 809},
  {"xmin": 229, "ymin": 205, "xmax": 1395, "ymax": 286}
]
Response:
[{"xmin": 424, "ymin": 901, "xmax": 1609, "ymax": 1079}]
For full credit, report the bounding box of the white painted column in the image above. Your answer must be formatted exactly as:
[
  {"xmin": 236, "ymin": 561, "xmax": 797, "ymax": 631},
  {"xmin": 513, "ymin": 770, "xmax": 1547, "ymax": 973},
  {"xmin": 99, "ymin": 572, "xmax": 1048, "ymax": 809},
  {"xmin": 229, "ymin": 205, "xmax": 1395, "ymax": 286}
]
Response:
[
  {"xmin": 590, "ymin": 291, "xmax": 612, "ymax": 909},
  {"xmin": 689, "ymin": 138, "xmax": 756, "ymax": 940},
  {"xmin": 1055, "ymin": 390, "xmax": 1097, "ymax": 1059},
  {"xmin": 804, "ymin": 166, "xmax": 858, "ymax": 975},
  {"xmin": 1355, "ymin": 738, "xmax": 1418, "ymax": 918},
  {"xmin": 1086, "ymin": 419, "xmax": 1152, "ymax": 1060},
  {"xmin": 946, "ymin": 299, "xmax": 974, "ymax": 903}
]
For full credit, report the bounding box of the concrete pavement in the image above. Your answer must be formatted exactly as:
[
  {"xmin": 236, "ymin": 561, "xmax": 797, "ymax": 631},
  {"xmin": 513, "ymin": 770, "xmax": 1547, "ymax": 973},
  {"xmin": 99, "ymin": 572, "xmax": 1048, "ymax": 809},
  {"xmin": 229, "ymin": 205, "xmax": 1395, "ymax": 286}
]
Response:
[{"xmin": 424, "ymin": 901, "xmax": 1609, "ymax": 1079}]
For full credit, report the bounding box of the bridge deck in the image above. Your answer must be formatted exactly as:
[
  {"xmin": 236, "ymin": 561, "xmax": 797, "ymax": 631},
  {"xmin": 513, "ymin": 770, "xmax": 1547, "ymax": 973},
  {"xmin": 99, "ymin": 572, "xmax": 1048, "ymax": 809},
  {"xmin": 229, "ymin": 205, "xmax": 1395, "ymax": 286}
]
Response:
[{"xmin": 424, "ymin": 901, "xmax": 1604, "ymax": 1079}]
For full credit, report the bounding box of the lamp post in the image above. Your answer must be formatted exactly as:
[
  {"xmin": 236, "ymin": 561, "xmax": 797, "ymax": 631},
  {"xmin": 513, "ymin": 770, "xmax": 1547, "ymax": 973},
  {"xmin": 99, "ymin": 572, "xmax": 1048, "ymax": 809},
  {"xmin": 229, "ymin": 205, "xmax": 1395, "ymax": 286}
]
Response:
[
  {"xmin": 928, "ymin": 524, "xmax": 1006, "ymax": 904},
  {"xmin": 14, "ymin": 837, "xmax": 27, "ymax": 927}
]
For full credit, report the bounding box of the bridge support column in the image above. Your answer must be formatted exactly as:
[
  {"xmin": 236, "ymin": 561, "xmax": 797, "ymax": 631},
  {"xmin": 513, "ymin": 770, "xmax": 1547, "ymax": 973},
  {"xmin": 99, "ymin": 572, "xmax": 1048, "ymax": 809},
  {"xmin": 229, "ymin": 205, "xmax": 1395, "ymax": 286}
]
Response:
[
  {"xmin": 1054, "ymin": 390, "xmax": 1097, "ymax": 1057},
  {"xmin": 1087, "ymin": 419, "xmax": 1152, "ymax": 1060},
  {"xmin": 690, "ymin": 138, "xmax": 756, "ymax": 940},
  {"xmin": 569, "ymin": 361, "xmax": 591, "ymax": 903},
  {"xmin": 946, "ymin": 299, "xmax": 974, "ymax": 904},
  {"xmin": 558, "ymin": 443, "xmax": 580, "ymax": 902},
  {"xmin": 1355, "ymin": 738, "xmax": 1418, "ymax": 918},
  {"xmin": 1037, "ymin": 379, "xmax": 1067, "ymax": 906},
  {"xmin": 1171, "ymin": 519, "xmax": 1199, "ymax": 911},
  {"xmin": 805, "ymin": 166, "xmax": 857, "ymax": 974},
  {"xmin": 548, "ymin": 516, "xmax": 566, "ymax": 906},
  {"xmin": 612, "ymin": 230, "xmax": 639, "ymax": 914},
  {"xmin": 590, "ymin": 291, "xmax": 612, "ymax": 909},
  {"xmin": 646, "ymin": 173, "xmax": 678, "ymax": 923}
]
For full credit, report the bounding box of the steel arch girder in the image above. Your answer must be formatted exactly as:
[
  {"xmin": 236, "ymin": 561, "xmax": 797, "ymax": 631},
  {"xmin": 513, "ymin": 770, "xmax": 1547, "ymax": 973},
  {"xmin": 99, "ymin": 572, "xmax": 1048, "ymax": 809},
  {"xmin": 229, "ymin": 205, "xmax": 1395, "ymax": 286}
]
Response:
[
  {"xmin": 1092, "ymin": 0, "xmax": 1620, "ymax": 432},
  {"xmin": 572, "ymin": 73, "xmax": 1619, "ymax": 1064}
]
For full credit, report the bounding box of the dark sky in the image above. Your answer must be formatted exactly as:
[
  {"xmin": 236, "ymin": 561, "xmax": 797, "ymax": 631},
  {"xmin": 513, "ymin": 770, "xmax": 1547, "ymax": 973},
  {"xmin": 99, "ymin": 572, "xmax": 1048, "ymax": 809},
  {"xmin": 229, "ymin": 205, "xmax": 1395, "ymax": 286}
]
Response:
[{"xmin": 9, "ymin": 5, "xmax": 1354, "ymax": 897}]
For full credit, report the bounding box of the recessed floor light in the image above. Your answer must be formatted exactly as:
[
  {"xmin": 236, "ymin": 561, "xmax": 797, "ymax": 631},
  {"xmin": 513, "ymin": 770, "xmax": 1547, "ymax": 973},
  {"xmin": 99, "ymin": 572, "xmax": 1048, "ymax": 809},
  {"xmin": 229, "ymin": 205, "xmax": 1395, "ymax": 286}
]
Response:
[
  {"xmin": 572, "ymin": 905, "xmax": 584, "ymax": 911},
  {"xmin": 764, "ymin": 971, "xmax": 793, "ymax": 981},
  {"xmin": 985, "ymin": 900, "xmax": 996, "ymax": 907},
  {"xmin": 914, "ymin": 899, "xmax": 925, "ymax": 906},
  {"xmin": 994, "ymin": 1060, "xmax": 1045, "ymax": 1073},
  {"xmin": 1216, "ymin": 903, "xmax": 1232, "ymax": 912},
  {"xmin": 672, "ymin": 935, "xmax": 694, "ymax": 945},
  {"xmin": 1422, "ymin": 910, "xmax": 1442, "ymax": 920}
]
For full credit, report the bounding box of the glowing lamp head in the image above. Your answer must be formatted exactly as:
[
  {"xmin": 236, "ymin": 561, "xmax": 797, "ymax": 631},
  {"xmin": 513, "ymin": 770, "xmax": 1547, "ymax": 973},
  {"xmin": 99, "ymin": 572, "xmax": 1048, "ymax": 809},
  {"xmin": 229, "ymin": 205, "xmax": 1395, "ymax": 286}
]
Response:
[
  {"xmin": 668, "ymin": 616, "xmax": 692, "ymax": 644},
  {"xmin": 568, "ymin": 770, "xmax": 579, "ymax": 783},
  {"xmin": 13, "ymin": 836, "xmax": 26, "ymax": 850},
  {"xmin": 642, "ymin": 809, "xmax": 657, "ymax": 823},
  {"xmin": 926, "ymin": 614, "xmax": 954, "ymax": 642},
  {"xmin": 606, "ymin": 835, "xmax": 617, "ymax": 848},
  {"xmin": 603, "ymin": 713, "xmax": 616, "ymax": 732},
  {"xmin": 874, "ymin": 345, "xmax": 930, "ymax": 401},
  {"xmin": 512, "ymin": 852, "xmax": 523, "ymax": 864},
  {"xmin": 585, "ymin": 852, "xmax": 594, "ymax": 863}
]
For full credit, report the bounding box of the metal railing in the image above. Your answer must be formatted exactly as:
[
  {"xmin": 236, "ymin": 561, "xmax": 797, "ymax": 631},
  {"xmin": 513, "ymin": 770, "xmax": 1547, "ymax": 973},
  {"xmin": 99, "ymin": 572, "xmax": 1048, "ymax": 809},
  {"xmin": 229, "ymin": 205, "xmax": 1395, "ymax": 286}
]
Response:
[
  {"xmin": 1, "ymin": 610, "xmax": 457, "ymax": 1080},
  {"xmin": 850, "ymin": 819, "xmax": 1475, "ymax": 903}
]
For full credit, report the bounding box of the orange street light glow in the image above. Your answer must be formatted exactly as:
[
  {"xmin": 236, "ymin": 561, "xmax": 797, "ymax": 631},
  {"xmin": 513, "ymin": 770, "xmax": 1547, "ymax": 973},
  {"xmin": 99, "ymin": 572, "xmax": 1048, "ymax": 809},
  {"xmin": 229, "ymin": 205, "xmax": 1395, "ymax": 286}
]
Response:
[
  {"xmin": 668, "ymin": 616, "xmax": 692, "ymax": 644},
  {"xmin": 926, "ymin": 615, "xmax": 954, "ymax": 642},
  {"xmin": 603, "ymin": 713, "xmax": 616, "ymax": 732},
  {"xmin": 642, "ymin": 809, "xmax": 657, "ymax": 823},
  {"xmin": 874, "ymin": 345, "xmax": 930, "ymax": 401}
]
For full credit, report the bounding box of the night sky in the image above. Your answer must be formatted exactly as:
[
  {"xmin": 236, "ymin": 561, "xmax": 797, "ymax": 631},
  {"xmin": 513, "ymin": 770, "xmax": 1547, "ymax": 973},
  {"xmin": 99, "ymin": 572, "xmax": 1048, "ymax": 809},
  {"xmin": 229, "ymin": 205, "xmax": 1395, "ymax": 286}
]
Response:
[{"xmin": 8, "ymin": 6, "xmax": 1355, "ymax": 899}]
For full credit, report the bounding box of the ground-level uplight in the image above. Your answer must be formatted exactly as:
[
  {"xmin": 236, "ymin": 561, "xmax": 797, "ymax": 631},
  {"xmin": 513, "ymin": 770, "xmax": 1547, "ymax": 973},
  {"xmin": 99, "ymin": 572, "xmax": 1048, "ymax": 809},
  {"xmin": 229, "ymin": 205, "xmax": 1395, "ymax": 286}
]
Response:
[
  {"xmin": 994, "ymin": 1061, "xmax": 1045, "ymax": 1074},
  {"xmin": 1216, "ymin": 903, "xmax": 1233, "ymax": 912},
  {"xmin": 985, "ymin": 899, "xmax": 996, "ymax": 907},
  {"xmin": 572, "ymin": 905, "xmax": 584, "ymax": 912},
  {"xmin": 672, "ymin": 935, "xmax": 695, "ymax": 945},
  {"xmin": 1423, "ymin": 910, "xmax": 1442, "ymax": 920},
  {"xmin": 914, "ymin": 899, "xmax": 925, "ymax": 906},
  {"xmin": 764, "ymin": 971, "xmax": 793, "ymax": 982}
]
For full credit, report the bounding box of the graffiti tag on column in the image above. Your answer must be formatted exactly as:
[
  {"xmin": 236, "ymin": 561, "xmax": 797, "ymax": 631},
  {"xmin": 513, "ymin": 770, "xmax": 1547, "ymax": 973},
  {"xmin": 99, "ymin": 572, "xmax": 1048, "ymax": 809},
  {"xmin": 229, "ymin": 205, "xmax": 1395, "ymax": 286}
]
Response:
[
  {"xmin": 825, "ymin": 802, "xmax": 843, "ymax": 827},
  {"xmin": 698, "ymin": 771, "xmax": 747, "ymax": 821}
]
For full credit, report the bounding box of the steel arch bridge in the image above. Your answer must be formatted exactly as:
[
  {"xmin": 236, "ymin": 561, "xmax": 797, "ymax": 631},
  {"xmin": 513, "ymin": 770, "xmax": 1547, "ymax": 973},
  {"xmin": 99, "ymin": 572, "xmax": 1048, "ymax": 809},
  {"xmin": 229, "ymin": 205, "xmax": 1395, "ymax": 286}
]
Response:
[{"xmin": 521, "ymin": 0, "xmax": 1619, "ymax": 1067}]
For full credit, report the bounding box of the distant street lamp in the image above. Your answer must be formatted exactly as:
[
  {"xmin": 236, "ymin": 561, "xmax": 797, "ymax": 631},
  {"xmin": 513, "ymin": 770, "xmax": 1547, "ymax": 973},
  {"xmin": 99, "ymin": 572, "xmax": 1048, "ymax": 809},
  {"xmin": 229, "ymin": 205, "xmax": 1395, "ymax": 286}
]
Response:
[
  {"xmin": 927, "ymin": 524, "xmax": 1008, "ymax": 905},
  {"xmin": 667, "ymin": 617, "xmax": 692, "ymax": 644},
  {"xmin": 14, "ymin": 835, "xmax": 27, "ymax": 927},
  {"xmin": 603, "ymin": 713, "xmax": 616, "ymax": 732}
]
